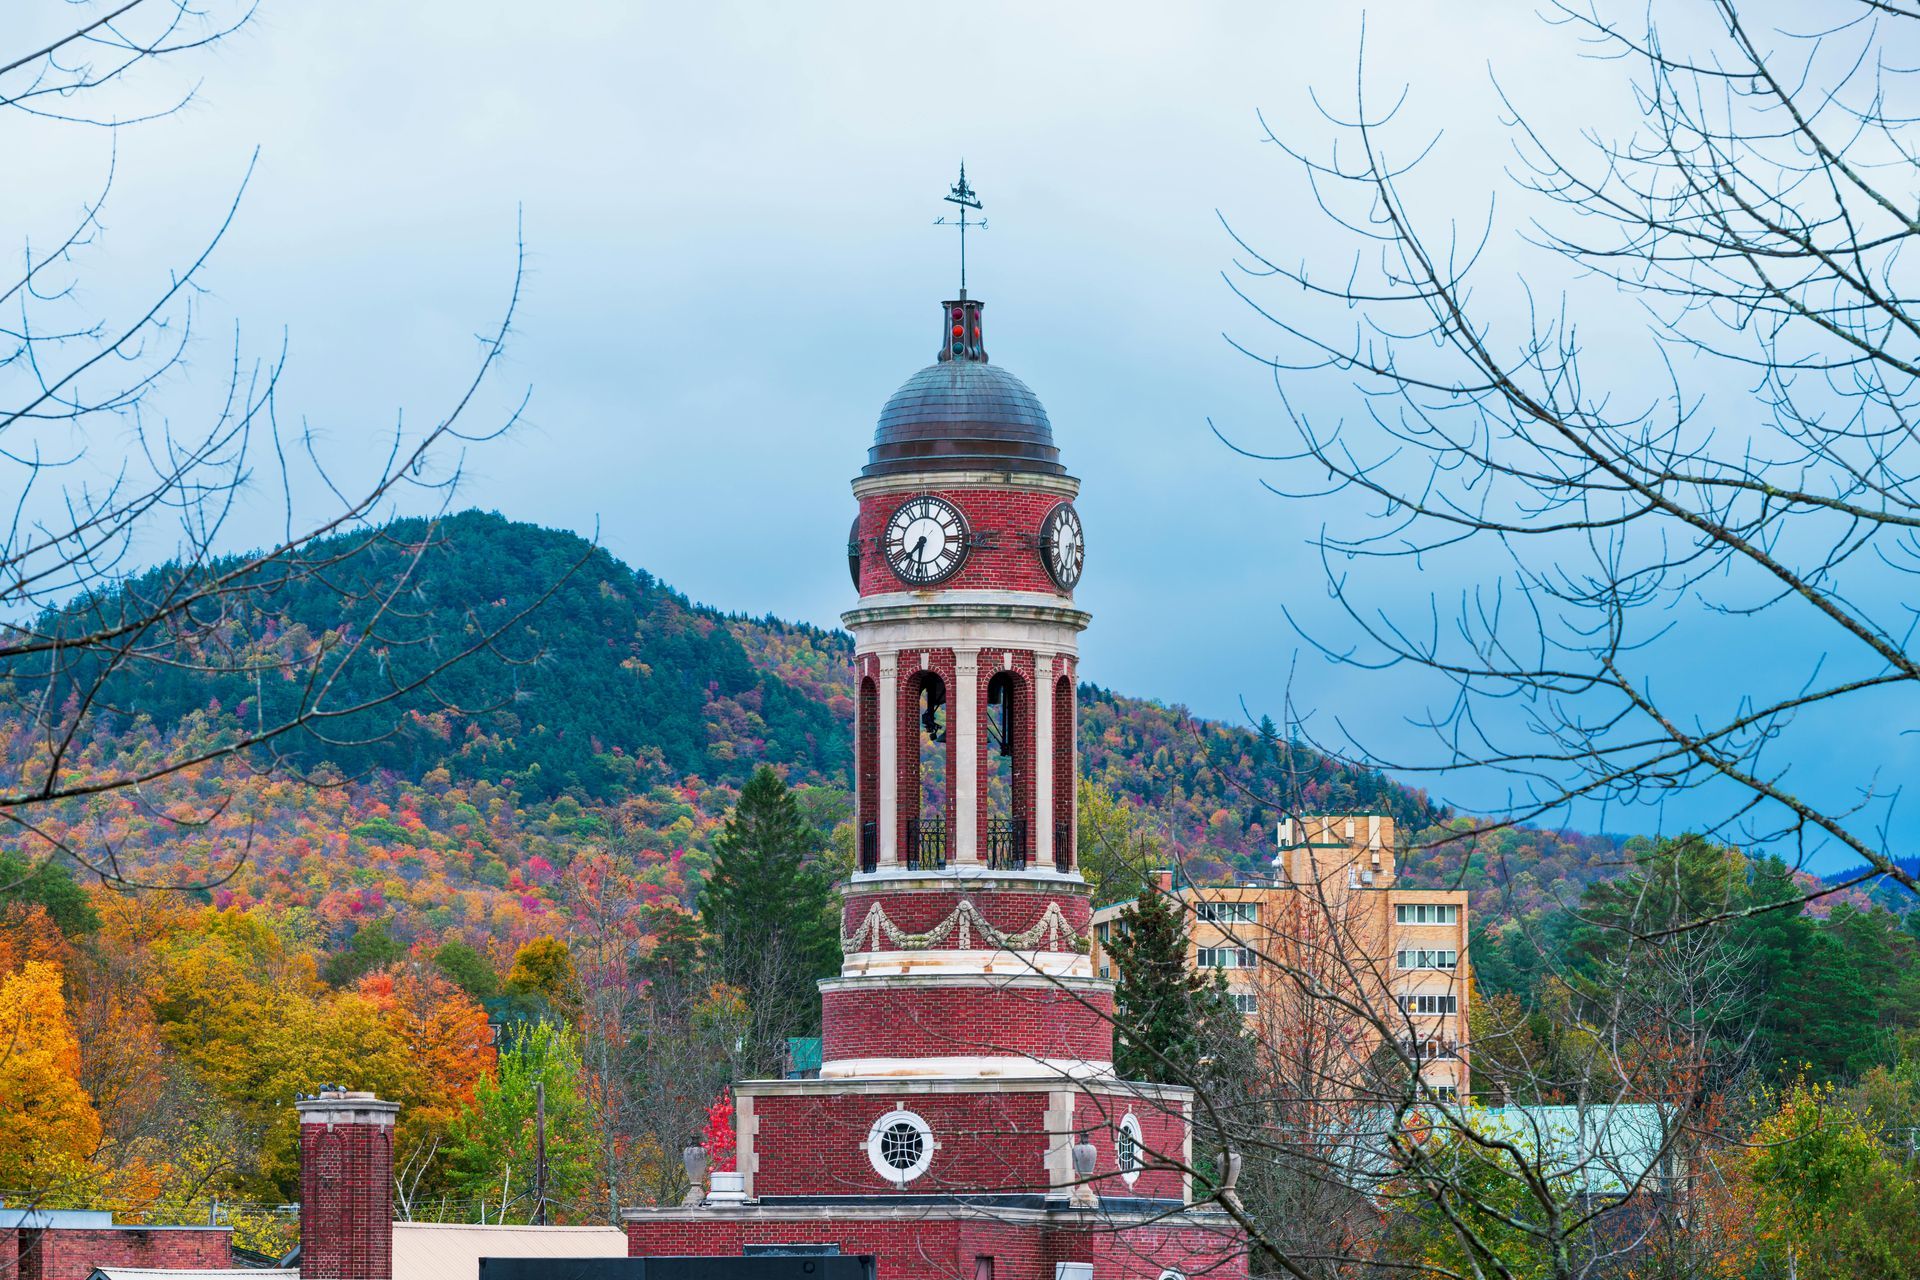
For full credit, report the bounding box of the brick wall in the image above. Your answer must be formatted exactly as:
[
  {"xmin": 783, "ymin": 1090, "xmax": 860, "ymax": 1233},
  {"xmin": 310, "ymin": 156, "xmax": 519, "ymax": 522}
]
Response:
[
  {"xmin": 822, "ymin": 982, "xmax": 1113, "ymax": 1063},
  {"xmin": 1068, "ymin": 1091, "xmax": 1190, "ymax": 1203},
  {"xmin": 11, "ymin": 1226, "xmax": 231, "ymax": 1280},
  {"xmin": 750, "ymin": 1091, "xmax": 1053, "ymax": 1196},
  {"xmin": 857, "ymin": 489, "xmax": 1074, "ymax": 598}
]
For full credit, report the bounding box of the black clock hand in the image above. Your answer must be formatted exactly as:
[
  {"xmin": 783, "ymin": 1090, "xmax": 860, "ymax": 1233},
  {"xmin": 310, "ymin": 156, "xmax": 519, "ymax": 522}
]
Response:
[{"xmin": 911, "ymin": 535, "xmax": 928, "ymax": 562}]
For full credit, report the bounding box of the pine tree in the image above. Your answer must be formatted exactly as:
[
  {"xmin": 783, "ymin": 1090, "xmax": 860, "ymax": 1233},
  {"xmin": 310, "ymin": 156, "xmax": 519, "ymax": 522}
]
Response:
[
  {"xmin": 698, "ymin": 766, "xmax": 840, "ymax": 1067},
  {"xmin": 1109, "ymin": 885, "xmax": 1209, "ymax": 1083}
]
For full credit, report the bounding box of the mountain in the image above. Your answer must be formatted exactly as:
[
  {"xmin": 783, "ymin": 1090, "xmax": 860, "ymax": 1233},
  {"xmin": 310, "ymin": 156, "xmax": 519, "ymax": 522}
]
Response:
[{"xmin": 5, "ymin": 511, "xmax": 1627, "ymax": 958}]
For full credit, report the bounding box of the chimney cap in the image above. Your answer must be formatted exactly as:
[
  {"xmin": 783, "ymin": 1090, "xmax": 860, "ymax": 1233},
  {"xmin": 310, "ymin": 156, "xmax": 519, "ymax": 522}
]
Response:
[{"xmin": 296, "ymin": 1088, "xmax": 399, "ymax": 1125}]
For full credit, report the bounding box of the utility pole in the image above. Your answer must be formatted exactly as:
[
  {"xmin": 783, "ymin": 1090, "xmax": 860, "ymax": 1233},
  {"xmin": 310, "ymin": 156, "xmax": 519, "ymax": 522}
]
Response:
[{"xmin": 533, "ymin": 1080, "xmax": 548, "ymax": 1225}]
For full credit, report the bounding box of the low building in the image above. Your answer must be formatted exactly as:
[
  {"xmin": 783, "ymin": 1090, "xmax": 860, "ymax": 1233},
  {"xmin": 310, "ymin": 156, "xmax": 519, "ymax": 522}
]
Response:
[
  {"xmin": 0, "ymin": 1209, "xmax": 238, "ymax": 1280},
  {"xmin": 1090, "ymin": 814, "xmax": 1471, "ymax": 1097}
]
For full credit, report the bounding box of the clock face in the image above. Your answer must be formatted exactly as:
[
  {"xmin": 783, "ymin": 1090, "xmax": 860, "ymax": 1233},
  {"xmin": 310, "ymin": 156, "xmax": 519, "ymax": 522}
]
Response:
[
  {"xmin": 883, "ymin": 495, "xmax": 969, "ymax": 586},
  {"xmin": 1040, "ymin": 502, "xmax": 1084, "ymax": 591},
  {"xmin": 847, "ymin": 516, "xmax": 862, "ymax": 588}
]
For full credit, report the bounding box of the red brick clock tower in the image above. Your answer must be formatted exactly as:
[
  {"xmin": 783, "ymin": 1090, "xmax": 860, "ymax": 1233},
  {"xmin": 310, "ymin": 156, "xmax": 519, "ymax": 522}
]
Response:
[{"xmin": 625, "ymin": 282, "xmax": 1246, "ymax": 1280}]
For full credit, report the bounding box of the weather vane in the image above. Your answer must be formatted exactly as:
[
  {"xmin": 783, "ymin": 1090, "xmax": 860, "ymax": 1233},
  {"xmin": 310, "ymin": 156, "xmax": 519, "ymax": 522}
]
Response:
[{"xmin": 934, "ymin": 162, "xmax": 987, "ymax": 298}]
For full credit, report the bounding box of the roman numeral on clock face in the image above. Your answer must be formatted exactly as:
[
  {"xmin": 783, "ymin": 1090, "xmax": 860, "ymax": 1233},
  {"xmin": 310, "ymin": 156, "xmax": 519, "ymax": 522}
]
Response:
[{"xmin": 883, "ymin": 494, "xmax": 969, "ymax": 586}]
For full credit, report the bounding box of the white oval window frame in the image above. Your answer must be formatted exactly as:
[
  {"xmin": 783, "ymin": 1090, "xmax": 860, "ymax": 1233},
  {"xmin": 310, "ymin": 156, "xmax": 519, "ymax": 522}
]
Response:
[
  {"xmin": 1116, "ymin": 1112, "xmax": 1144, "ymax": 1186},
  {"xmin": 866, "ymin": 1107, "xmax": 935, "ymax": 1184}
]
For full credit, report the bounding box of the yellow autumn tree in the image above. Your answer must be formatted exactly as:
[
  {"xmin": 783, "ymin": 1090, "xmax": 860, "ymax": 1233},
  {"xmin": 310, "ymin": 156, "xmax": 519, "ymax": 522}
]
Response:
[{"xmin": 0, "ymin": 961, "xmax": 104, "ymax": 1195}]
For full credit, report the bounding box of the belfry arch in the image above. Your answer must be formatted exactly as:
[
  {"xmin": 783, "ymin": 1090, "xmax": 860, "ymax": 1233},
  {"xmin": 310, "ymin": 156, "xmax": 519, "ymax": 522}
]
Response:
[{"xmin": 982, "ymin": 667, "xmax": 1035, "ymax": 867}]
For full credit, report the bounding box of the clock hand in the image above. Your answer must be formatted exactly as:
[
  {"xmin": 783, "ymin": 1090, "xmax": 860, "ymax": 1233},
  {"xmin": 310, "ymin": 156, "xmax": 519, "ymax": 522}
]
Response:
[{"xmin": 911, "ymin": 535, "xmax": 928, "ymax": 562}]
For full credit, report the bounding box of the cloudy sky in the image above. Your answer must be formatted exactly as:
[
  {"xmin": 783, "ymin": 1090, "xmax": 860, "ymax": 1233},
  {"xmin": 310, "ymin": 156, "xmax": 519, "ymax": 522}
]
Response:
[{"xmin": 10, "ymin": 1, "xmax": 1909, "ymax": 866}]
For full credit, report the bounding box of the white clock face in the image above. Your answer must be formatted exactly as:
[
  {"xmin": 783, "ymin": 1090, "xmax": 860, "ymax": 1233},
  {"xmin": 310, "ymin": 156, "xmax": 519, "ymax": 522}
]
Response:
[
  {"xmin": 1041, "ymin": 502, "xmax": 1084, "ymax": 591},
  {"xmin": 884, "ymin": 495, "xmax": 968, "ymax": 585}
]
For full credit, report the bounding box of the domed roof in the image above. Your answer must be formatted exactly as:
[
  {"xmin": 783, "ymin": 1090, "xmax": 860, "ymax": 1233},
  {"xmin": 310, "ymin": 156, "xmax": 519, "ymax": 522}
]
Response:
[{"xmin": 862, "ymin": 298, "xmax": 1064, "ymax": 477}]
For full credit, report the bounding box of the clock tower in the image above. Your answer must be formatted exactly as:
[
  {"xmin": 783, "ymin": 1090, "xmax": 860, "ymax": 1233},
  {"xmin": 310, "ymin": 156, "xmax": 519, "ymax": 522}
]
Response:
[{"xmin": 625, "ymin": 186, "xmax": 1244, "ymax": 1280}]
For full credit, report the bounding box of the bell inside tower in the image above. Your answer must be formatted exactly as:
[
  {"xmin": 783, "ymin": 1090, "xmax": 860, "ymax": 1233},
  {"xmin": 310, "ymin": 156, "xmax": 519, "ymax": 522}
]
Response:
[{"xmin": 907, "ymin": 672, "xmax": 949, "ymax": 869}]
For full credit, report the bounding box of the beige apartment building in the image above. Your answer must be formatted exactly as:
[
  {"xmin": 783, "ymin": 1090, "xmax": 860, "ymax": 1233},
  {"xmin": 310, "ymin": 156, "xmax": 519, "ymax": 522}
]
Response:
[{"xmin": 1090, "ymin": 814, "xmax": 1470, "ymax": 1098}]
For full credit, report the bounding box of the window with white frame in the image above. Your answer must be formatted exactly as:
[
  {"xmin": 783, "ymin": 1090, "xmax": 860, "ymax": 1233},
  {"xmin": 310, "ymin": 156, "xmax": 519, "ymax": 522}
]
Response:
[
  {"xmin": 1399, "ymin": 994, "xmax": 1458, "ymax": 1015},
  {"xmin": 1195, "ymin": 901, "xmax": 1258, "ymax": 924},
  {"xmin": 866, "ymin": 1108, "xmax": 935, "ymax": 1183},
  {"xmin": 1395, "ymin": 903, "xmax": 1459, "ymax": 925},
  {"xmin": 1231, "ymin": 991, "xmax": 1258, "ymax": 1016},
  {"xmin": 1116, "ymin": 1114, "xmax": 1143, "ymax": 1184},
  {"xmin": 1396, "ymin": 948, "xmax": 1457, "ymax": 971},
  {"xmin": 1197, "ymin": 946, "xmax": 1255, "ymax": 969},
  {"xmin": 1399, "ymin": 1038, "xmax": 1461, "ymax": 1061}
]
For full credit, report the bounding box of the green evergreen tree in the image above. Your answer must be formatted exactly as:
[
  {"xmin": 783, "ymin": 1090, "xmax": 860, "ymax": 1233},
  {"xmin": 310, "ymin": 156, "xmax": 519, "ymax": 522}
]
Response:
[
  {"xmin": 698, "ymin": 766, "xmax": 840, "ymax": 1066},
  {"xmin": 1109, "ymin": 884, "xmax": 1218, "ymax": 1083},
  {"xmin": 1735, "ymin": 857, "xmax": 1878, "ymax": 1082}
]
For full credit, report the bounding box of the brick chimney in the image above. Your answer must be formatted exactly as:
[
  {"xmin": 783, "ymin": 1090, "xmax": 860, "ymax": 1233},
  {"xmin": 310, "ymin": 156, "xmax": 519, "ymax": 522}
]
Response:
[{"xmin": 297, "ymin": 1089, "xmax": 398, "ymax": 1280}]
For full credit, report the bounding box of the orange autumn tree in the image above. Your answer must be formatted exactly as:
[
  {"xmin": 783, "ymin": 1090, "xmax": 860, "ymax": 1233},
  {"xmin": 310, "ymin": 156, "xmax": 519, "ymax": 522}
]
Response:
[
  {"xmin": 357, "ymin": 963, "xmax": 496, "ymax": 1195},
  {"xmin": 0, "ymin": 961, "xmax": 103, "ymax": 1198}
]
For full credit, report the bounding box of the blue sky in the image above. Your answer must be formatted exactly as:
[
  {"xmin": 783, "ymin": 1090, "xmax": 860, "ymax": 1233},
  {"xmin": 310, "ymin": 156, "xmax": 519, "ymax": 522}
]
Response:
[{"xmin": 10, "ymin": 2, "xmax": 1911, "ymax": 868}]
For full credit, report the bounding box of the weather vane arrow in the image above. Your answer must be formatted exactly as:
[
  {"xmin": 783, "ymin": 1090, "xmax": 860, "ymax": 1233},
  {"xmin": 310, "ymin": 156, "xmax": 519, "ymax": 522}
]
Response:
[{"xmin": 933, "ymin": 161, "xmax": 987, "ymax": 298}]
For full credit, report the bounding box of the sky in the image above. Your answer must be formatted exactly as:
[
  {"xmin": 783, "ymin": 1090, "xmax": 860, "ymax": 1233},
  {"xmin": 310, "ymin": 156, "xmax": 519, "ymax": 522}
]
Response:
[{"xmin": 8, "ymin": 1, "xmax": 1913, "ymax": 868}]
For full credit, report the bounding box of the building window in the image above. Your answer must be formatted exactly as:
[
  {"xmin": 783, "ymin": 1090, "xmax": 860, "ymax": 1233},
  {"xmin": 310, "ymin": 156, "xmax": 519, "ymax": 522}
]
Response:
[
  {"xmin": 1231, "ymin": 992, "xmax": 1258, "ymax": 1016},
  {"xmin": 1396, "ymin": 949, "xmax": 1457, "ymax": 971},
  {"xmin": 1399, "ymin": 994, "xmax": 1458, "ymax": 1015},
  {"xmin": 1429, "ymin": 1085, "xmax": 1459, "ymax": 1101},
  {"xmin": 1196, "ymin": 901, "xmax": 1258, "ymax": 924},
  {"xmin": 866, "ymin": 1108, "xmax": 935, "ymax": 1183},
  {"xmin": 1400, "ymin": 1038, "xmax": 1461, "ymax": 1061},
  {"xmin": 1396, "ymin": 903, "xmax": 1459, "ymax": 925},
  {"xmin": 1116, "ymin": 1113, "xmax": 1143, "ymax": 1185},
  {"xmin": 1096, "ymin": 922, "xmax": 1110, "ymax": 944},
  {"xmin": 1197, "ymin": 946, "xmax": 1255, "ymax": 969}
]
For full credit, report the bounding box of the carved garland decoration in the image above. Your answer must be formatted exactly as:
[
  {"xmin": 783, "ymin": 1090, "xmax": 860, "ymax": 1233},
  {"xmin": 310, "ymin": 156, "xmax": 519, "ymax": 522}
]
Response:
[{"xmin": 842, "ymin": 898, "xmax": 1084, "ymax": 955}]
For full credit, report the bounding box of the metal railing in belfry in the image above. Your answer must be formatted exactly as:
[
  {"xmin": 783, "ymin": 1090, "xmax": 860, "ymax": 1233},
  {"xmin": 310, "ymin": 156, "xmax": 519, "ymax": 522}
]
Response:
[
  {"xmin": 905, "ymin": 817, "xmax": 948, "ymax": 870},
  {"xmin": 859, "ymin": 821, "xmax": 878, "ymax": 874},
  {"xmin": 986, "ymin": 817, "xmax": 1028, "ymax": 870},
  {"xmin": 1054, "ymin": 822, "xmax": 1072, "ymax": 873}
]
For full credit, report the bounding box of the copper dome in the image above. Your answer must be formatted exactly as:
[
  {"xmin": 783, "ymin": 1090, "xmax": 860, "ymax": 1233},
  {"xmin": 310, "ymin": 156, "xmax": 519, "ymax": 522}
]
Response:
[{"xmin": 862, "ymin": 298, "xmax": 1064, "ymax": 477}]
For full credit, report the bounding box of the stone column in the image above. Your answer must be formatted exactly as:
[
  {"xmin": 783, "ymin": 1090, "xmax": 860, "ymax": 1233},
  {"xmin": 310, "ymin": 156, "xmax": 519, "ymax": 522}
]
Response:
[
  {"xmin": 1034, "ymin": 652, "xmax": 1054, "ymax": 869},
  {"xmin": 878, "ymin": 651, "xmax": 899, "ymax": 866},
  {"xmin": 953, "ymin": 647, "xmax": 979, "ymax": 865}
]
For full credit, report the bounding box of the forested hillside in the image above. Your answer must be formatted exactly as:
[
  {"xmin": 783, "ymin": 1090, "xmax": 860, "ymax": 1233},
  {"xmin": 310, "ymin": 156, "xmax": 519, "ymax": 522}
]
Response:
[{"xmin": 8, "ymin": 510, "xmax": 1634, "ymax": 932}]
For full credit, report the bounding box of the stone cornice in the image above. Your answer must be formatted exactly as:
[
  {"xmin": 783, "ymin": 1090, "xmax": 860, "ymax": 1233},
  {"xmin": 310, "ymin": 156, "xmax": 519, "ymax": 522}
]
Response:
[
  {"xmin": 852, "ymin": 470, "xmax": 1081, "ymax": 500},
  {"xmin": 819, "ymin": 971, "xmax": 1113, "ymax": 996},
  {"xmin": 623, "ymin": 1201, "xmax": 1234, "ymax": 1226},
  {"xmin": 843, "ymin": 594, "xmax": 1091, "ymax": 633},
  {"xmin": 731, "ymin": 1074, "xmax": 1196, "ymax": 1102},
  {"xmin": 844, "ymin": 870, "xmax": 1088, "ymax": 894}
]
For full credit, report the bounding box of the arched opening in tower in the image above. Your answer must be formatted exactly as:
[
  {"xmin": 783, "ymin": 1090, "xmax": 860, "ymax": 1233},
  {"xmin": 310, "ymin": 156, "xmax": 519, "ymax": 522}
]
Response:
[
  {"xmin": 1053, "ymin": 673, "xmax": 1075, "ymax": 872},
  {"xmin": 857, "ymin": 676, "xmax": 879, "ymax": 872},
  {"xmin": 905, "ymin": 670, "xmax": 948, "ymax": 868},
  {"xmin": 985, "ymin": 670, "xmax": 1030, "ymax": 869}
]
